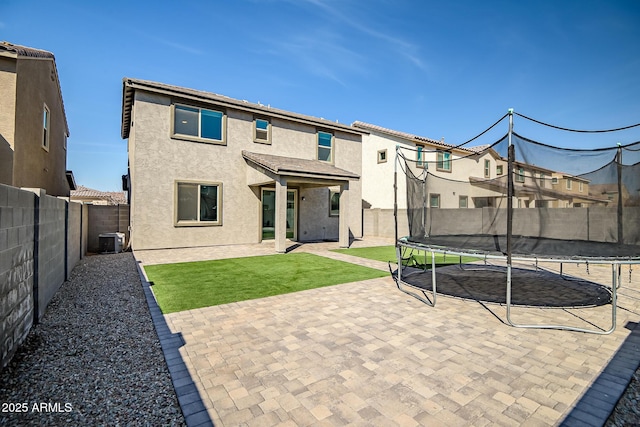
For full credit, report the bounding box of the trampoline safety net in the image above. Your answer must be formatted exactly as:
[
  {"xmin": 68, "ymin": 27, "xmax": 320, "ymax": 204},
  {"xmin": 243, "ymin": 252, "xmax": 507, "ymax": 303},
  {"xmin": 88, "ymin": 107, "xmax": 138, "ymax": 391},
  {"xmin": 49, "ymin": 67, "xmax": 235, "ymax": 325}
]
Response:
[{"xmin": 400, "ymin": 114, "xmax": 640, "ymax": 260}]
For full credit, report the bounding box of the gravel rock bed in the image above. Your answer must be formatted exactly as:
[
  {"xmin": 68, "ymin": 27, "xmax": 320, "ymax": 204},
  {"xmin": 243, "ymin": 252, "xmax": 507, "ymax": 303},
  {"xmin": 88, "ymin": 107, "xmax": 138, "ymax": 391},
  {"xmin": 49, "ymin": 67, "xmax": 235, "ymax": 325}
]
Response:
[
  {"xmin": 606, "ymin": 367, "xmax": 640, "ymax": 426},
  {"xmin": 0, "ymin": 253, "xmax": 185, "ymax": 426}
]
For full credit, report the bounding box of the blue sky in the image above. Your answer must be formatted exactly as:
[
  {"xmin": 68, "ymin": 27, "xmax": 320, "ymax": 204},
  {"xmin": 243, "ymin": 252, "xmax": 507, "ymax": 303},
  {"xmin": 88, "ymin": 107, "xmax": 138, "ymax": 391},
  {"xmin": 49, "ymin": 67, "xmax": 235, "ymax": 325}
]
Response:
[{"xmin": 2, "ymin": 0, "xmax": 639, "ymax": 191}]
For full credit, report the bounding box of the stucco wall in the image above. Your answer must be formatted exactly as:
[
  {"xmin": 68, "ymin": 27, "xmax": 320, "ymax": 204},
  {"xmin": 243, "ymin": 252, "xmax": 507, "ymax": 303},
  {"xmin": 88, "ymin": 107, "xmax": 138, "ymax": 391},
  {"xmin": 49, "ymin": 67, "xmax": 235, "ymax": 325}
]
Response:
[
  {"xmin": 0, "ymin": 57, "xmax": 17, "ymax": 186},
  {"xmin": 128, "ymin": 91, "xmax": 362, "ymax": 250},
  {"xmin": 12, "ymin": 56, "xmax": 69, "ymax": 196}
]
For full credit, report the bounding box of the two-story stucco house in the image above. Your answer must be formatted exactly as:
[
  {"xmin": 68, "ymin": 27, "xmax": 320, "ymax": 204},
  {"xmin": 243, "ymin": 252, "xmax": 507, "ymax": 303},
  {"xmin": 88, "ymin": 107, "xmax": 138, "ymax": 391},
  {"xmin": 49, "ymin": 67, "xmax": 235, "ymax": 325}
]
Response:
[
  {"xmin": 121, "ymin": 78, "xmax": 363, "ymax": 252},
  {"xmin": 0, "ymin": 41, "xmax": 74, "ymax": 197}
]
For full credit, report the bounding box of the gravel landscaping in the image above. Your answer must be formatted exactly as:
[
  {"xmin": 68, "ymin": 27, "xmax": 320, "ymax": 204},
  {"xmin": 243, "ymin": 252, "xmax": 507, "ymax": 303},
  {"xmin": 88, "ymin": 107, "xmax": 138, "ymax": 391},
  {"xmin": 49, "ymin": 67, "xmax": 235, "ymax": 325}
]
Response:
[
  {"xmin": 0, "ymin": 253, "xmax": 185, "ymax": 426},
  {"xmin": 0, "ymin": 250, "xmax": 638, "ymax": 426}
]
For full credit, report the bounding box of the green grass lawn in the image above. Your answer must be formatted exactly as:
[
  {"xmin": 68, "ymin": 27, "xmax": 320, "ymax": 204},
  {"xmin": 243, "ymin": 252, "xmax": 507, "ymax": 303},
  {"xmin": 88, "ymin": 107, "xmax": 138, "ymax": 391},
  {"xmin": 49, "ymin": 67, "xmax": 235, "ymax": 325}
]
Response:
[
  {"xmin": 331, "ymin": 245, "xmax": 478, "ymax": 266},
  {"xmin": 144, "ymin": 252, "xmax": 388, "ymax": 314}
]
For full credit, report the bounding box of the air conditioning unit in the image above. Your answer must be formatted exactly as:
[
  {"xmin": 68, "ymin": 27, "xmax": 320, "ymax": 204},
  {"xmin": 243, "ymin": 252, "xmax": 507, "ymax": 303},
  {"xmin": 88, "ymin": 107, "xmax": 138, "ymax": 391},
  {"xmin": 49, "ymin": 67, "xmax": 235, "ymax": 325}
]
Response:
[{"xmin": 99, "ymin": 232, "xmax": 125, "ymax": 254}]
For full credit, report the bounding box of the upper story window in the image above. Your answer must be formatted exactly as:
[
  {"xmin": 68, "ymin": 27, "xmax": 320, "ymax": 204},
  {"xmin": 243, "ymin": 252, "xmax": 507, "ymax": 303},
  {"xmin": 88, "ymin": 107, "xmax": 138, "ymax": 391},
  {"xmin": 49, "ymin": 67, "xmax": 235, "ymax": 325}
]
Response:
[
  {"xmin": 42, "ymin": 104, "xmax": 50, "ymax": 151},
  {"xmin": 579, "ymin": 181, "xmax": 584, "ymax": 192},
  {"xmin": 484, "ymin": 159, "xmax": 490, "ymax": 178},
  {"xmin": 416, "ymin": 145, "xmax": 425, "ymax": 168},
  {"xmin": 172, "ymin": 104, "xmax": 225, "ymax": 144},
  {"xmin": 317, "ymin": 131, "xmax": 333, "ymax": 163},
  {"xmin": 516, "ymin": 167, "xmax": 525, "ymax": 182},
  {"xmin": 436, "ymin": 150, "xmax": 451, "ymax": 172},
  {"xmin": 254, "ymin": 118, "xmax": 271, "ymax": 144},
  {"xmin": 566, "ymin": 178, "xmax": 572, "ymax": 190},
  {"xmin": 377, "ymin": 149, "xmax": 387, "ymax": 163},
  {"xmin": 176, "ymin": 181, "xmax": 222, "ymax": 226},
  {"xmin": 496, "ymin": 165, "xmax": 503, "ymax": 175}
]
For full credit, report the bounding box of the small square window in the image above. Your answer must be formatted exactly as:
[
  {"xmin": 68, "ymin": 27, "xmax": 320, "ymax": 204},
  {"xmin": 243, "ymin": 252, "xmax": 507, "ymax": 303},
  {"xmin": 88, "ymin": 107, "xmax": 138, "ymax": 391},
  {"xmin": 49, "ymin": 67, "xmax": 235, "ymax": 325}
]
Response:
[
  {"xmin": 254, "ymin": 118, "xmax": 271, "ymax": 144},
  {"xmin": 496, "ymin": 165, "xmax": 503, "ymax": 175},
  {"xmin": 551, "ymin": 177, "xmax": 558, "ymax": 184},
  {"xmin": 377, "ymin": 149, "xmax": 387, "ymax": 163},
  {"xmin": 459, "ymin": 196, "xmax": 468, "ymax": 208}
]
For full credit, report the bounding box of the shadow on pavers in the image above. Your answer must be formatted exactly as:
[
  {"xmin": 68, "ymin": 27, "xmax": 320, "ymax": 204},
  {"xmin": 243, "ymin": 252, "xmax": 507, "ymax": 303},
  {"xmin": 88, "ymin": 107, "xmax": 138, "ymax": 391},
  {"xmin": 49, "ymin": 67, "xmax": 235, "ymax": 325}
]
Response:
[
  {"xmin": 134, "ymin": 261, "xmax": 215, "ymax": 427},
  {"xmin": 560, "ymin": 321, "xmax": 640, "ymax": 427}
]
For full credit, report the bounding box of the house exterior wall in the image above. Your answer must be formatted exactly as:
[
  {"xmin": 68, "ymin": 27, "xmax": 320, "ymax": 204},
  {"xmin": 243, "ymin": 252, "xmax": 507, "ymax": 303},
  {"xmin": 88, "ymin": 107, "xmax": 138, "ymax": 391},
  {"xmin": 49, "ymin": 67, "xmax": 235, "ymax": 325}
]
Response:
[
  {"xmin": 0, "ymin": 57, "xmax": 17, "ymax": 185},
  {"xmin": 0, "ymin": 53, "xmax": 69, "ymax": 196},
  {"xmin": 128, "ymin": 90, "xmax": 362, "ymax": 250}
]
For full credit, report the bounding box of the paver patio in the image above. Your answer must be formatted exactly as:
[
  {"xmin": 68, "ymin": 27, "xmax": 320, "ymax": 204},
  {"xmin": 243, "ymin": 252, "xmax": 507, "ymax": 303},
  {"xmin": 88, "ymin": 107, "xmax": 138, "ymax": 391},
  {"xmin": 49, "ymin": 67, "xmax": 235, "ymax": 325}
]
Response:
[{"xmin": 135, "ymin": 239, "xmax": 640, "ymax": 426}]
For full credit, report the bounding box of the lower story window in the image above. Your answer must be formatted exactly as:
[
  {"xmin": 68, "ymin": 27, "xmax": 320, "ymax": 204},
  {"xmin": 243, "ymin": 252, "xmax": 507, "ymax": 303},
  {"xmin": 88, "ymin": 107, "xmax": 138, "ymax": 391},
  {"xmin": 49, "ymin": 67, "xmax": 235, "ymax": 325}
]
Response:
[
  {"xmin": 429, "ymin": 194, "xmax": 440, "ymax": 208},
  {"xmin": 329, "ymin": 190, "xmax": 340, "ymax": 216},
  {"xmin": 176, "ymin": 181, "xmax": 222, "ymax": 225}
]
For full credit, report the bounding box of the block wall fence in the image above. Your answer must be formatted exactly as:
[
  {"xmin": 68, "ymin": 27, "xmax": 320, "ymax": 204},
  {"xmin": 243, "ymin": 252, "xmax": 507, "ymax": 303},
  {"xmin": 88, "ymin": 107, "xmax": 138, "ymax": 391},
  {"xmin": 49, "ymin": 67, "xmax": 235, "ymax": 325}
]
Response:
[{"xmin": 0, "ymin": 183, "xmax": 128, "ymax": 369}]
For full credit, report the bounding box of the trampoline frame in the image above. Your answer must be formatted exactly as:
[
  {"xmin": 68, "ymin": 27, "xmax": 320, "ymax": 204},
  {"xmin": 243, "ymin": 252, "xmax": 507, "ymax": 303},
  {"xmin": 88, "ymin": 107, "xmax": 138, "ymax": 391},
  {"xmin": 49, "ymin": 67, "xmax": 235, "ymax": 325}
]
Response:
[
  {"xmin": 392, "ymin": 110, "xmax": 640, "ymax": 334},
  {"xmin": 394, "ymin": 237, "xmax": 640, "ymax": 334}
]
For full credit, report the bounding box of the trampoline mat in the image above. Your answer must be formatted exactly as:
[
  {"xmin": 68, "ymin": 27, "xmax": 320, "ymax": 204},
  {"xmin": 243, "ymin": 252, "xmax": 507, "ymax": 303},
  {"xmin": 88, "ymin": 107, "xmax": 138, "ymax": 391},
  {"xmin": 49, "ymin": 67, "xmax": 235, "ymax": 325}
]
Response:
[
  {"xmin": 406, "ymin": 234, "xmax": 640, "ymax": 259},
  {"xmin": 399, "ymin": 264, "xmax": 612, "ymax": 308}
]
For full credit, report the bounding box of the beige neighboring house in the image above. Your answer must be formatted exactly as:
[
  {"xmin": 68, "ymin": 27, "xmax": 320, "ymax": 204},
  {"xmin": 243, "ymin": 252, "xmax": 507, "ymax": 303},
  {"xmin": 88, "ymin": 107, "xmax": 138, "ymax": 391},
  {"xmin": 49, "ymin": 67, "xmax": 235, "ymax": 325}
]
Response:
[
  {"xmin": 355, "ymin": 121, "xmax": 611, "ymax": 237},
  {"xmin": 0, "ymin": 41, "xmax": 75, "ymax": 196},
  {"xmin": 121, "ymin": 78, "xmax": 364, "ymax": 252},
  {"xmin": 71, "ymin": 185, "xmax": 127, "ymax": 205}
]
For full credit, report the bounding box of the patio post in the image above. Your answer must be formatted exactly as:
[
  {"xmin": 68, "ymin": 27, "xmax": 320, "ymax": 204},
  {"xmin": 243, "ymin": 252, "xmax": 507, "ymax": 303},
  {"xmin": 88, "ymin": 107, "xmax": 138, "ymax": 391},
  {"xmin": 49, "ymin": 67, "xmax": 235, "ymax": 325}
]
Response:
[
  {"xmin": 275, "ymin": 176, "xmax": 288, "ymax": 253},
  {"xmin": 339, "ymin": 182, "xmax": 350, "ymax": 248}
]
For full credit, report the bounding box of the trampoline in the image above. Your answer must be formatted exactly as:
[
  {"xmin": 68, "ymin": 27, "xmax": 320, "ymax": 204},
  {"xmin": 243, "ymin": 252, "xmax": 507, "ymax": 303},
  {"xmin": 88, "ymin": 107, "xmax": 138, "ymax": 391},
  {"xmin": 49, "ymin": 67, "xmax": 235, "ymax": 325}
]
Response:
[{"xmin": 393, "ymin": 110, "xmax": 640, "ymax": 334}]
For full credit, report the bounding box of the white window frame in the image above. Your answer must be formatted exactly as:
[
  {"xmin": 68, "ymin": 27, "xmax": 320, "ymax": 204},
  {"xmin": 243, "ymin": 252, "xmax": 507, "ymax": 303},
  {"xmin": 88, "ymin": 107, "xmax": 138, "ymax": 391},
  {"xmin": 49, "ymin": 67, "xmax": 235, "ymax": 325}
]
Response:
[
  {"xmin": 430, "ymin": 193, "xmax": 440, "ymax": 208},
  {"xmin": 579, "ymin": 181, "xmax": 583, "ymax": 192},
  {"xmin": 317, "ymin": 131, "xmax": 333, "ymax": 163},
  {"xmin": 516, "ymin": 167, "xmax": 525, "ymax": 183},
  {"xmin": 484, "ymin": 160, "xmax": 490, "ymax": 178},
  {"xmin": 496, "ymin": 165, "xmax": 503, "ymax": 175},
  {"xmin": 566, "ymin": 178, "xmax": 572, "ymax": 190},
  {"xmin": 42, "ymin": 104, "xmax": 50, "ymax": 151},
  {"xmin": 175, "ymin": 180, "xmax": 223, "ymax": 226},
  {"xmin": 436, "ymin": 150, "xmax": 451, "ymax": 172},
  {"xmin": 416, "ymin": 145, "xmax": 425, "ymax": 168},
  {"xmin": 377, "ymin": 149, "xmax": 387, "ymax": 163},
  {"xmin": 254, "ymin": 117, "xmax": 271, "ymax": 144},
  {"xmin": 171, "ymin": 103, "xmax": 226, "ymax": 145}
]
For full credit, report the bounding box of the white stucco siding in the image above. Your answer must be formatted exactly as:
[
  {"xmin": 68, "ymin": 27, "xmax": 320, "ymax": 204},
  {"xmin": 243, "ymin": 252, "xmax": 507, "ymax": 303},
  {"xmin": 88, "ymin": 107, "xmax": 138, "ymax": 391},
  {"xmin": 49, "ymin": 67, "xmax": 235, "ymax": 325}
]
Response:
[{"xmin": 361, "ymin": 131, "xmax": 411, "ymax": 210}]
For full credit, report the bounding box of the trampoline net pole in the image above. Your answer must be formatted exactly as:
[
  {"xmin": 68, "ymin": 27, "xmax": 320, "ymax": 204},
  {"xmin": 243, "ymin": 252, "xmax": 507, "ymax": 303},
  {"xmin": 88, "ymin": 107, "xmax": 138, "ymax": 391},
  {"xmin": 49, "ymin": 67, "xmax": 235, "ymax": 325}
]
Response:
[{"xmin": 507, "ymin": 109, "xmax": 514, "ymax": 266}]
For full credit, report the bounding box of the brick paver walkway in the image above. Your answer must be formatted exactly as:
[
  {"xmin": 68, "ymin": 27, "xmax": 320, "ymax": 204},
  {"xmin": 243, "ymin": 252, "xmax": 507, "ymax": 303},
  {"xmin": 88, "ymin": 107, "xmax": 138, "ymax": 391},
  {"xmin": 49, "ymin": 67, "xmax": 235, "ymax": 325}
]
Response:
[{"xmin": 135, "ymin": 239, "xmax": 640, "ymax": 426}]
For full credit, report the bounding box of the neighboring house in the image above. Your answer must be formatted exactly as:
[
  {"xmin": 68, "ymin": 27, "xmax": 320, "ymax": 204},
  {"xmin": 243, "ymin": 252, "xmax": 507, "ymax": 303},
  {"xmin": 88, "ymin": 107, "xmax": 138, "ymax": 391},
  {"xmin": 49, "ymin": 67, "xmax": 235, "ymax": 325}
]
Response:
[
  {"xmin": 355, "ymin": 121, "xmax": 609, "ymax": 238},
  {"xmin": 121, "ymin": 78, "xmax": 364, "ymax": 252},
  {"xmin": 71, "ymin": 185, "xmax": 127, "ymax": 205},
  {"xmin": 0, "ymin": 41, "xmax": 74, "ymax": 196}
]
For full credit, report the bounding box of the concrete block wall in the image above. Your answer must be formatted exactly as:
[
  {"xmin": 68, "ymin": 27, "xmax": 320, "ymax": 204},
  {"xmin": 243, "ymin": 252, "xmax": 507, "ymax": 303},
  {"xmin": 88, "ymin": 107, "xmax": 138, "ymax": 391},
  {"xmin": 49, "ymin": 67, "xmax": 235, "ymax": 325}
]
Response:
[
  {"xmin": 35, "ymin": 190, "xmax": 67, "ymax": 321},
  {"xmin": 87, "ymin": 205, "xmax": 130, "ymax": 253},
  {"xmin": 1, "ymin": 184, "xmax": 88, "ymax": 369},
  {"xmin": 0, "ymin": 184, "xmax": 35, "ymax": 369}
]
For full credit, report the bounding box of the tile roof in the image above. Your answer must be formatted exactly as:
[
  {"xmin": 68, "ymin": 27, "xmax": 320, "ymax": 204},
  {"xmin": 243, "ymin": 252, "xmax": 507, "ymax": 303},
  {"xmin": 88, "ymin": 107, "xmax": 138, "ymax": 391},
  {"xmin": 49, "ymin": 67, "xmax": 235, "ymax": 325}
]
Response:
[
  {"xmin": 242, "ymin": 151, "xmax": 359, "ymax": 181},
  {"xmin": 71, "ymin": 185, "xmax": 128, "ymax": 205},
  {"xmin": 0, "ymin": 41, "xmax": 55, "ymax": 59},
  {"xmin": 121, "ymin": 78, "xmax": 367, "ymax": 140},
  {"xmin": 0, "ymin": 41, "xmax": 69, "ymax": 136}
]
